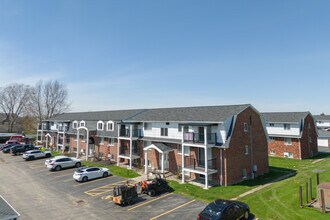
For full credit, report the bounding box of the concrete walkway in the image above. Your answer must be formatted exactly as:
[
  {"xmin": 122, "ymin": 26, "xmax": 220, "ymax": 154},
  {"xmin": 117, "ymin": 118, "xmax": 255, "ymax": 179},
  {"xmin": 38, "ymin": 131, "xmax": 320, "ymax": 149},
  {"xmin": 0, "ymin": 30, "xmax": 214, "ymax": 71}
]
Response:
[{"xmin": 231, "ymin": 172, "xmax": 296, "ymax": 201}]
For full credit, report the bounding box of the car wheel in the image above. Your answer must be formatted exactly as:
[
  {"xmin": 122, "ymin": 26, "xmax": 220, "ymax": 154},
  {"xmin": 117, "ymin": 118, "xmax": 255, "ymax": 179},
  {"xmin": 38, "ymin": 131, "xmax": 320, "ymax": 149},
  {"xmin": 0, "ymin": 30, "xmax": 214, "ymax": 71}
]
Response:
[
  {"xmin": 45, "ymin": 153, "xmax": 51, "ymax": 158},
  {"xmin": 82, "ymin": 176, "xmax": 88, "ymax": 182},
  {"xmin": 103, "ymin": 172, "xmax": 108, "ymax": 178},
  {"xmin": 55, "ymin": 165, "xmax": 61, "ymax": 171},
  {"xmin": 244, "ymin": 210, "xmax": 249, "ymax": 220},
  {"xmin": 75, "ymin": 162, "xmax": 81, "ymax": 168},
  {"xmin": 29, "ymin": 156, "xmax": 34, "ymax": 161},
  {"xmin": 148, "ymin": 190, "xmax": 156, "ymax": 197}
]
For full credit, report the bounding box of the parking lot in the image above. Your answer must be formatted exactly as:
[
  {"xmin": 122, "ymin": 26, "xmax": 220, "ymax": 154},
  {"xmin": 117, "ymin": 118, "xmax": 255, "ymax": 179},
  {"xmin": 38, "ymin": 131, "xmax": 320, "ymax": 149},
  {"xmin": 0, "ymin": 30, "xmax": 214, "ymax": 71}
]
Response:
[{"xmin": 0, "ymin": 152, "xmax": 205, "ymax": 220}]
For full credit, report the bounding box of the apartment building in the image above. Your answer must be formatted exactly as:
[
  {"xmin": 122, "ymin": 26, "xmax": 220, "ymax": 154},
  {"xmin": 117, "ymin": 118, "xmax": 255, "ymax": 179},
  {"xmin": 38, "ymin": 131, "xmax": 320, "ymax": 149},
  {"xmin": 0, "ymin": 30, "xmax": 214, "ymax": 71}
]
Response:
[
  {"xmin": 262, "ymin": 112, "xmax": 318, "ymax": 159},
  {"xmin": 37, "ymin": 104, "xmax": 269, "ymax": 188},
  {"xmin": 314, "ymin": 114, "xmax": 330, "ymax": 147}
]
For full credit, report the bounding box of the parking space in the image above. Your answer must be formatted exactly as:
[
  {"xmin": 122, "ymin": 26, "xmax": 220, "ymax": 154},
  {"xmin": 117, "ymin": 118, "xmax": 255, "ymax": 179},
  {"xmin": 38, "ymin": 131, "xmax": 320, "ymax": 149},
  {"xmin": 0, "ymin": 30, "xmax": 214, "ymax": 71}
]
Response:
[{"xmin": 0, "ymin": 152, "xmax": 205, "ymax": 219}]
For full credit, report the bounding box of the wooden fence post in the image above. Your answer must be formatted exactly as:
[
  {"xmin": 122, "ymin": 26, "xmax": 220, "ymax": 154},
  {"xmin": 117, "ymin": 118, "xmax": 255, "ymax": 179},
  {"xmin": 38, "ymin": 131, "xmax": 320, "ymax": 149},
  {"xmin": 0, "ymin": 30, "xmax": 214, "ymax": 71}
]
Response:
[
  {"xmin": 310, "ymin": 178, "xmax": 313, "ymax": 200},
  {"xmin": 320, "ymin": 189, "xmax": 326, "ymax": 213},
  {"xmin": 299, "ymin": 185, "xmax": 303, "ymax": 208},
  {"xmin": 306, "ymin": 182, "xmax": 309, "ymax": 204}
]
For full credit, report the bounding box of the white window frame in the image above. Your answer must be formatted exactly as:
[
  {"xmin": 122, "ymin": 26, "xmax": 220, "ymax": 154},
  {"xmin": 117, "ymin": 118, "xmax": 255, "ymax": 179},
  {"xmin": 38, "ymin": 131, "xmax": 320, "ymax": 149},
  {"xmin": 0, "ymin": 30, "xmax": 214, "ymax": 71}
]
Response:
[
  {"xmin": 270, "ymin": 150, "xmax": 276, "ymax": 156},
  {"xmin": 72, "ymin": 121, "xmax": 78, "ymax": 129},
  {"xmin": 98, "ymin": 136, "xmax": 104, "ymax": 145},
  {"xmin": 97, "ymin": 121, "xmax": 104, "ymax": 131},
  {"xmin": 178, "ymin": 145, "xmax": 190, "ymax": 156},
  {"xmin": 284, "ymin": 124, "xmax": 291, "ymax": 130},
  {"xmin": 244, "ymin": 123, "xmax": 248, "ymax": 132},
  {"xmin": 244, "ymin": 145, "xmax": 249, "ymax": 155},
  {"xmin": 269, "ymin": 123, "xmax": 274, "ymax": 127},
  {"xmin": 284, "ymin": 152, "xmax": 293, "ymax": 158},
  {"xmin": 161, "ymin": 127, "xmax": 168, "ymax": 136},
  {"xmin": 80, "ymin": 121, "xmax": 86, "ymax": 127},
  {"xmin": 106, "ymin": 121, "xmax": 114, "ymax": 131},
  {"xmin": 284, "ymin": 138, "xmax": 292, "ymax": 145},
  {"xmin": 108, "ymin": 138, "xmax": 114, "ymax": 146}
]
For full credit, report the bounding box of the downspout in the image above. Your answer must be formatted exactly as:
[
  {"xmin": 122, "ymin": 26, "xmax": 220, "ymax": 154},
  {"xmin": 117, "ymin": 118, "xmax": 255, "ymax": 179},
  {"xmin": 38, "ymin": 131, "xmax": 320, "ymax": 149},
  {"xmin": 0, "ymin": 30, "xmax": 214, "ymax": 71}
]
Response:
[{"xmin": 250, "ymin": 116, "xmax": 254, "ymax": 179}]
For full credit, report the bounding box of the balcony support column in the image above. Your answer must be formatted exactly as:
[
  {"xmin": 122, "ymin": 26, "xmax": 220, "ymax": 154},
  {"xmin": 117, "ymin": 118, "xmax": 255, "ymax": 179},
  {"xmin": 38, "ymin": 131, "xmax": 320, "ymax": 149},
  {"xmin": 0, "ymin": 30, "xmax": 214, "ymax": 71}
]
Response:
[
  {"xmin": 204, "ymin": 126, "xmax": 207, "ymax": 145},
  {"xmin": 129, "ymin": 124, "xmax": 133, "ymax": 169},
  {"xmin": 144, "ymin": 150, "xmax": 148, "ymax": 174},
  {"xmin": 181, "ymin": 127, "xmax": 185, "ymax": 183},
  {"xmin": 117, "ymin": 124, "xmax": 120, "ymax": 166}
]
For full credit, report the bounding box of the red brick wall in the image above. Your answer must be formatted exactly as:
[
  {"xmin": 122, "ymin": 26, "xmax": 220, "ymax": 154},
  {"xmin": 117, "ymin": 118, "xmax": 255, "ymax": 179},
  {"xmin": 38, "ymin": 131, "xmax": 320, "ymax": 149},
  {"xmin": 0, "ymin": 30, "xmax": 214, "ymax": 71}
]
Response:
[
  {"xmin": 224, "ymin": 106, "xmax": 269, "ymax": 186},
  {"xmin": 268, "ymin": 137, "xmax": 300, "ymax": 159},
  {"xmin": 300, "ymin": 114, "xmax": 318, "ymax": 158}
]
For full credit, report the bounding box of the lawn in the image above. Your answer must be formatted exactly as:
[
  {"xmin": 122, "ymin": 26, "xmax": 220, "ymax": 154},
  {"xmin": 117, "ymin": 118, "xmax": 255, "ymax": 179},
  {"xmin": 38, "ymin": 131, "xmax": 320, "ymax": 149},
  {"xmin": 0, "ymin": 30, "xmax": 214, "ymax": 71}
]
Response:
[
  {"xmin": 82, "ymin": 161, "xmax": 140, "ymax": 178},
  {"xmin": 241, "ymin": 153, "xmax": 330, "ymax": 220},
  {"xmin": 169, "ymin": 153, "xmax": 330, "ymax": 219}
]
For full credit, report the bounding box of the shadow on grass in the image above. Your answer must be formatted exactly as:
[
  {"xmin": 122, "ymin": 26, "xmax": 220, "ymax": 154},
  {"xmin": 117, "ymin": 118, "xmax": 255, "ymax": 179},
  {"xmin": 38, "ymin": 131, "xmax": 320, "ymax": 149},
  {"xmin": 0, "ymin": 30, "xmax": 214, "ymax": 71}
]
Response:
[
  {"xmin": 310, "ymin": 152, "xmax": 330, "ymax": 160},
  {"xmin": 234, "ymin": 166, "xmax": 296, "ymax": 187}
]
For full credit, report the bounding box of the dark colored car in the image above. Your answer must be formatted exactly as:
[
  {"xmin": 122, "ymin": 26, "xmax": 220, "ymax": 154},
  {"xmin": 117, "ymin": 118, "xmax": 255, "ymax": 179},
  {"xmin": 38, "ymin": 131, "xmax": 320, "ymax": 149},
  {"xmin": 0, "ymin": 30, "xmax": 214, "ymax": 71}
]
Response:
[
  {"xmin": 10, "ymin": 144, "xmax": 35, "ymax": 155},
  {"xmin": 197, "ymin": 199, "xmax": 250, "ymax": 220},
  {"xmin": 2, "ymin": 144, "xmax": 17, "ymax": 153}
]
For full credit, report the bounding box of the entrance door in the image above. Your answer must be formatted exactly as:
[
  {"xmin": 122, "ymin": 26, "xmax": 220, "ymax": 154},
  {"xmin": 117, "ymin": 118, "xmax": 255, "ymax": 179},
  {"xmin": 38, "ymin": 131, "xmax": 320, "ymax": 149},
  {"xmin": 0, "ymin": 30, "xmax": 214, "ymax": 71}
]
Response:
[
  {"xmin": 198, "ymin": 127, "xmax": 204, "ymax": 143},
  {"xmin": 159, "ymin": 152, "xmax": 169, "ymax": 171}
]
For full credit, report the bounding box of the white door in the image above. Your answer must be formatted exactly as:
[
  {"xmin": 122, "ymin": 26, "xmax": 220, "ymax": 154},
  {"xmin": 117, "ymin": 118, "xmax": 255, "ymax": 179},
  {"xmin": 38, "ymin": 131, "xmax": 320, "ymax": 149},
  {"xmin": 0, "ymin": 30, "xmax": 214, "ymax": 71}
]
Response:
[{"xmin": 159, "ymin": 152, "xmax": 169, "ymax": 171}]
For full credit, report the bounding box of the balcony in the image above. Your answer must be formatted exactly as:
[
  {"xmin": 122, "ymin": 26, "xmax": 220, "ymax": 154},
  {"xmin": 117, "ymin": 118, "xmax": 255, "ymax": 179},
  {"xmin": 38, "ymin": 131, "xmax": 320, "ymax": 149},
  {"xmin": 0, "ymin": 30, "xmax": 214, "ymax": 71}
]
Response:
[
  {"xmin": 58, "ymin": 127, "xmax": 69, "ymax": 132},
  {"xmin": 184, "ymin": 156, "xmax": 218, "ymax": 173},
  {"xmin": 183, "ymin": 132, "xmax": 217, "ymax": 145},
  {"xmin": 119, "ymin": 129, "xmax": 142, "ymax": 138}
]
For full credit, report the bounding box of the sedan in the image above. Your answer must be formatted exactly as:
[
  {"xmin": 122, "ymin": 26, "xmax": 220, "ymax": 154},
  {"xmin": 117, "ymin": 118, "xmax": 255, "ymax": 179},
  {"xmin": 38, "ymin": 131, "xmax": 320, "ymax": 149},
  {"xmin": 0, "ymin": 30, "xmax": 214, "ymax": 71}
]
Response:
[
  {"xmin": 73, "ymin": 167, "xmax": 110, "ymax": 182},
  {"xmin": 45, "ymin": 156, "xmax": 81, "ymax": 171},
  {"xmin": 197, "ymin": 199, "xmax": 249, "ymax": 220}
]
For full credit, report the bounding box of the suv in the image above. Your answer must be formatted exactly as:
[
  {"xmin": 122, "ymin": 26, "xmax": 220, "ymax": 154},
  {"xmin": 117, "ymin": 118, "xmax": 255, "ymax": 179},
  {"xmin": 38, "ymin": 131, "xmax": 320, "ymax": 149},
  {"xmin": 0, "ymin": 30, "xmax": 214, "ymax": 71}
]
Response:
[
  {"xmin": 11, "ymin": 144, "xmax": 35, "ymax": 155},
  {"xmin": 23, "ymin": 150, "xmax": 52, "ymax": 161},
  {"xmin": 45, "ymin": 156, "xmax": 82, "ymax": 171}
]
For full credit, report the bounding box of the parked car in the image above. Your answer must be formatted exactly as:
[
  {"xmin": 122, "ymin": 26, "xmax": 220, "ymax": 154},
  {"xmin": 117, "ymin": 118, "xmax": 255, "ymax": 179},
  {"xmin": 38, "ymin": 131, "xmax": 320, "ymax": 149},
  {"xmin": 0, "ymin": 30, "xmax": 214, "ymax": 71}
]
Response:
[
  {"xmin": 10, "ymin": 144, "xmax": 35, "ymax": 155},
  {"xmin": 23, "ymin": 150, "xmax": 52, "ymax": 161},
  {"xmin": 1, "ymin": 143, "xmax": 16, "ymax": 151},
  {"xmin": 197, "ymin": 199, "xmax": 250, "ymax": 220},
  {"xmin": 73, "ymin": 167, "xmax": 110, "ymax": 182},
  {"xmin": 45, "ymin": 156, "xmax": 82, "ymax": 171},
  {"xmin": 2, "ymin": 144, "xmax": 17, "ymax": 153}
]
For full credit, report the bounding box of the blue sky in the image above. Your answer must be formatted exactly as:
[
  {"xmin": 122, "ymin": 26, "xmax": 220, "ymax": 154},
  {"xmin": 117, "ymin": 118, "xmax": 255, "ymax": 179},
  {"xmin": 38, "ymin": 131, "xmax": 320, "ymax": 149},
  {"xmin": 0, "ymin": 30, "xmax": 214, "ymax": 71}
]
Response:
[{"xmin": 0, "ymin": 1, "xmax": 329, "ymax": 114}]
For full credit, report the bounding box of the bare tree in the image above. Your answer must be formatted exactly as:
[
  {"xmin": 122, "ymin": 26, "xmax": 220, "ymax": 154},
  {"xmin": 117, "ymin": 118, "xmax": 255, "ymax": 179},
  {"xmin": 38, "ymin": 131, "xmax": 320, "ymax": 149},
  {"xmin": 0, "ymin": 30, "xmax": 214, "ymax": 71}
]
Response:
[
  {"xmin": 0, "ymin": 83, "xmax": 33, "ymax": 132},
  {"xmin": 32, "ymin": 80, "xmax": 70, "ymax": 122}
]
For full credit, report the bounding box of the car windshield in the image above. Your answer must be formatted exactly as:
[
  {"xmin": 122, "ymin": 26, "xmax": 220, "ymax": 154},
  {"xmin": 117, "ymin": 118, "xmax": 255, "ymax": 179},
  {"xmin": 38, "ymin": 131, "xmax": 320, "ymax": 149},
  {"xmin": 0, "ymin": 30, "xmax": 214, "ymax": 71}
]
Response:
[
  {"xmin": 75, "ymin": 168, "xmax": 85, "ymax": 173},
  {"xmin": 202, "ymin": 203, "xmax": 222, "ymax": 218}
]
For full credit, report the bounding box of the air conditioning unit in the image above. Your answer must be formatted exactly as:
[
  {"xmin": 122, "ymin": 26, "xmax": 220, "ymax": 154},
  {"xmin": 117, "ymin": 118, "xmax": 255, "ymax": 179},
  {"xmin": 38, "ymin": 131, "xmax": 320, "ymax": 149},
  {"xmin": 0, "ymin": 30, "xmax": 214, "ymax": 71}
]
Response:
[{"xmin": 253, "ymin": 165, "xmax": 258, "ymax": 172}]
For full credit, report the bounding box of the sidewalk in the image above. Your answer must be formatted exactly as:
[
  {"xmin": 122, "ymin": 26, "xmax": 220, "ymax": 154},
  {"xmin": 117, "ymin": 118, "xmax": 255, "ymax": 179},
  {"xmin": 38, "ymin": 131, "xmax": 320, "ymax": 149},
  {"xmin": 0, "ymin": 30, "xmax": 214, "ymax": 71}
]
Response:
[{"xmin": 231, "ymin": 172, "xmax": 296, "ymax": 200}]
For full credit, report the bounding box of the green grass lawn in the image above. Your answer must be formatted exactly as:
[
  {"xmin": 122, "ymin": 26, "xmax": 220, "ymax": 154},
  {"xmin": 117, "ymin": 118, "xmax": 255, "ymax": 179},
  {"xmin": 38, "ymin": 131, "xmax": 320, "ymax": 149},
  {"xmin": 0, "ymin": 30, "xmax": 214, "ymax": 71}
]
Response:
[
  {"xmin": 82, "ymin": 161, "xmax": 140, "ymax": 178},
  {"xmin": 169, "ymin": 153, "xmax": 330, "ymax": 219},
  {"xmin": 241, "ymin": 153, "xmax": 330, "ymax": 220}
]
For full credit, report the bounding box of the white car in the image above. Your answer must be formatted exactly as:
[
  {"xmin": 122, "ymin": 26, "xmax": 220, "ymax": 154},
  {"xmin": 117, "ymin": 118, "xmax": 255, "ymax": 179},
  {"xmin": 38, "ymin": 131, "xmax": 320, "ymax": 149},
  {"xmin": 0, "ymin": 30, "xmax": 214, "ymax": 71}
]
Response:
[
  {"xmin": 45, "ymin": 156, "xmax": 81, "ymax": 171},
  {"xmin": 73, "ymin": 167, "xmax": 110, "ymax": 182},
  {"xmin": 23, "ymin": 150, "xmax": 52, "ymax": 160}
]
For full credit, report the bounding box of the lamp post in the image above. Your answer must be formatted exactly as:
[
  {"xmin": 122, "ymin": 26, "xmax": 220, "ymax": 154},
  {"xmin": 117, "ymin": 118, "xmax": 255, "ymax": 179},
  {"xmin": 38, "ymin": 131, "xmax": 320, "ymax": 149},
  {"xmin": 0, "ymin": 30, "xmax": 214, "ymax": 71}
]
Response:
[{"xmin": 76, "ymin": 126, "xmax": 89, "ymax": 160}]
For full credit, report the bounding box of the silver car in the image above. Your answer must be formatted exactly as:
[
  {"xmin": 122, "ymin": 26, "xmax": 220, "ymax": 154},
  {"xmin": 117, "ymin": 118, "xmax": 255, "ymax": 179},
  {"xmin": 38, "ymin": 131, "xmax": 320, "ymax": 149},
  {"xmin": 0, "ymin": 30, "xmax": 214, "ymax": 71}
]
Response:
[
  {"xmin": 23, "ymin": 150, "xmax": 51, "ymax": 160},
  {"xmin": 73, "ymin": 167, "xmax": 110, "ymax": 182},
  {"xmin": 45, "ymin": 156, "xmax": 81, "ymax": 171}
]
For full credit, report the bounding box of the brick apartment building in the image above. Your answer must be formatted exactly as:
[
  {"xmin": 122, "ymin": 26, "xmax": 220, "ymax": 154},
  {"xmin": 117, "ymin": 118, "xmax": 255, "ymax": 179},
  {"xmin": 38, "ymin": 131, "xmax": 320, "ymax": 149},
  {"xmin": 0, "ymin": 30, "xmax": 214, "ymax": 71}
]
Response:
[
  {"xmin": 37, "ymin": 104, "xmax": 269, "ymax": 188},
  {"xmin": 262, "ymin": 112, "xmax": 318, "ymax": 159},
  {"xmin": 313, "ymin": 114, "xmax": 330, "ymax": 148}
]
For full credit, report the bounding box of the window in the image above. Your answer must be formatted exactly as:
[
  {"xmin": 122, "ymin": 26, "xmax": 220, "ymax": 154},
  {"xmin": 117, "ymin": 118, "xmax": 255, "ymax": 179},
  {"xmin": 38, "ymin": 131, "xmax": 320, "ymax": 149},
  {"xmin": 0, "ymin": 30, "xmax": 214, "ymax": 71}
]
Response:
[
  {"xmin": 242, "ymin": 169, "xmax": 247, "ymax": 179},
  {"xmin": 270, "ymin": 150, "xmax": 276, "ymax": 156},
  {"xmin": 284, "ymin": 124, "xmax": 290, "ymax": 130},
  {"xmin": 144, "ymin": 123, "xmax": 151, "ymax": 130},
  {"xmin": 284, "ymin": 152, "xmax": 293, "ymax": 158},
  {"xmin": 244, "ymin": 123, "xmax": 248, "ymax": 132},
  {"xmin": 107, "ymin": 121, "xmax": 114, "ymax": 131},
  {"xmin": 269, "ymin": 137, "xmax": 275, "ymax": 142},
  {"xmin": 72, "ymin": 121, "xmax": 78, "ymax": 129},
  {"xmin": 97, "ymin": 121, "xmax": 104, "ymax": 130},
  {"xmin": 284, "ymin": 138, "xmax": 292, "ymax": 145},
  {"xmin": 74, "ymin": 134, "xmax": 78, "ymax": 140},
  {"xmin": 79, "ymin": 134, "xmax": 85, "ymax": 140},
  {"xmin": 109, "ymin": 138, "xmax": 114, "ymax": 146},
  {"xmin": 178, "ymin": 145, "xmax": 190, "ymax": 155},
  {"xmin": 244, "ymin": 145, "xmax": 249, "ymax": 155},
  {"xmin": 98, "ymin": 137, "xmax": 104, "ymax": 145},
  {"xmin": 269, "ymin": 123, "xmax": 274, "ymax": 127},
  {"xmin": 166, "ymin": 122, "xmax": 170, "ymax": 125},
  {"xmin": 80, "ymin": 121, "xmax": 86, "ymax": 127},
  {"xmin": 161, "ymin": 128, "xmax": 168, "ymax": 136},
  {"xmin": 178, "ymin": 125, "xmax": 189, "ymax": 132}
]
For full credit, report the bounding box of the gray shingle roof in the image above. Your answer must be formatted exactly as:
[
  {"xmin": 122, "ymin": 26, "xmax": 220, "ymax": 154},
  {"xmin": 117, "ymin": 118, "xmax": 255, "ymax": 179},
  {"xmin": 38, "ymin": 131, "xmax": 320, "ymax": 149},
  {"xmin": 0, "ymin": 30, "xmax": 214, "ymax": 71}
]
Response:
[
  {"xmin": 318, "ymin": 130, "xmax": 330, "ymax": 138},
  {"xmin": 313, "ymin": 115, "xmax": 330, "ymax": 121},
  {"xmin": 261, "ymin": 112, "xmax": 310, "ymax": 123},
  {"xmin": 0, "ymin": 195, "xmax": 20, "ymax": 219},
  {"xmin": 48, "ymin": 109, "xmax": 146, "ymax": 122},
  {"xmin": 125, "ymin": 104, "xmax": 250, "ymax": 122}
]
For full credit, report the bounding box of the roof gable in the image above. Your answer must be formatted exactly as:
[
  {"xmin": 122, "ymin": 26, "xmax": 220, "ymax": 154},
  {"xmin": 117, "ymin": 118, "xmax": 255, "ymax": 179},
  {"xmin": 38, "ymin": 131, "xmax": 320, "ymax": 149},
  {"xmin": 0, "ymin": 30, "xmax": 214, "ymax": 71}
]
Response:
[{"xmin": 261, "ymin": 112, "xmax": 310, "ymax": 123}]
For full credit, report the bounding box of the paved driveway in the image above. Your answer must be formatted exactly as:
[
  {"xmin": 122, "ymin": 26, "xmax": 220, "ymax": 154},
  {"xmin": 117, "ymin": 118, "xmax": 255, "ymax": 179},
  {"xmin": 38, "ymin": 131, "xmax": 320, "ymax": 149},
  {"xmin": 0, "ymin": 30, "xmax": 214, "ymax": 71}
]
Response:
[{"xmin": 0, "ymin": 152, "xmax": 205, "ymax": 220}]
